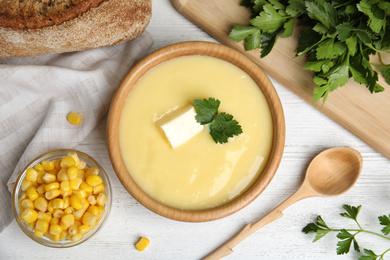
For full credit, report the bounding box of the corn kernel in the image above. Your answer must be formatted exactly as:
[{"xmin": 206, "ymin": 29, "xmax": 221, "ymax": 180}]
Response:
[
  {"xmin": 135, "ymin": 237, "xmax": 150, "ymax": 251},
  {"xmin": 97, "ymin": 206, "xmax": 105, "ymax": 220},
  {"xmin": 34, "ymin": 230, "xmax": 44, "ymax": 238},
  {"xmin": 59, "ymin": 230, "xmax": 67, "ymax": 241},
  {"xmin": 50, "ymin": 217, "xmax": 60, "ymax": 225},
  {"xmin": 35, "ymin": 220, "xmax": 49, "ymax": 233},
  {"xmin": 45, "ymin": 182, "xmax": 60, "ymax": 192},
  {"xmin": 42, "ymin": 173, "xmax": 56, "ymax": 184},
  {"xmin": 73, "ymin": 189, "xmax": 87, "ymax": 200},
  {"xmin": 77, "ymin": 161, "xmax": 86, "ymax": 170},
  {"xmin": 26, "ymin": 168, "xmax": 38, "ymax": 182},
  {"xmin": 70, "ymin": 195, "xmax": 83, "ymax": 210},
  {"xmin": 86, "ymin": 175, "xmax": 102, "ymax": 187},
  {"xmin": 38, "ymin": 212, "xmax": 52, "ymax": 223},
  {"xmin": 64, "ymin": 206, "xmax": 74, "ymax": 214},
  {"xmin": 78, "ymin": 225, "xmax": 90, "ymax": 235},
  {"xmin": 21, "ymin": 208, "xmax": 38, "ymax": 223},
  {"xmin": 81, "ymin": 198, "xmax": 89, "ymax": 210},
  {"xmin": 73, "ymin": 208, "xmax": 86, "ymax": 221},
  {"xmin": 34, "ymin": 164, "xmax": 44, "ymax": 172},
  {"xmin": 61, "ymin": 156, "xmax": 75, "ymax": 168},
  {"xmin": 82, "ymin": 212, "xmax": 97, "ymax": 226},
  {"xmin": 27, "ymin": 221, "xmax": 36, "ymax": 231},
  {"xmin": 61, "ymin": 190, "xmax": 73, "ymax": 198},
  {"xmin": 87, "ymin": 205, "xmax": 99, "ymax": 216},
  {"xmin": 47, "ymin": 200, "xmax": 54, "ymax": 213},
  {"xmin": 36, "ymin": 184, "xmax": 46, "ymax": 194},
  {"xmin": 80, "ymin": 182, "xmax": 93, "ymax": 193},
  {"xmin": 61, "ymin": 214, "xmax": 75, "ymax": 230},
  {"xmin": 63, "ymin": 197, "xmax": 70, "ymax": 208},
  {"xmin": 36, "ymin": 171, "xmax": 45, "ymax": 184},
  {"xmin": 34, "ymin": 197, "xmax": 48, "ymax": 212},
  {"xmin": 67, "ymin": 166, "xmax": 78, "ymax": 180},
  {"xmin": 93, "ymin": 183, "xmax": 105, "ymax": 195},
  {"xmin": 45, "ymin": 189, "xmax": 60, "ymax": 200},
  {"xmin": 53, "ymin": 209, "xmax": 64, "ymax": 218},
  {"xmin": 67, "ymin": 111, "xmax": 82, "ymax": 125},
  {"xmin": 85, "ymin": 167, "xmax": 99, "ymax": 178},
  {"xmin": 21, "ymin": 179, "xmax": 33, "ymax": 191},
  {"xmin": 68, "ymin": 221, "xmax": 81, "ymax": 236},
  {"xmin": 49, "ymin": 234, "xmax": 60, "ymax": 242},
  {"xmin": 20, "ymin": 199, "xmax": 34, "ymax": 209},
  {"xmin": 67, "ymin": 152, "xmax": 80, "ymax": 166},
  {"xmin": 87, "ymin": 195, "xmax": 97, "ymax": 206},
  {"xmin": 71, "ymin": 233, "xmax": 83, "ymax": 242},
  {"xmin": 57, "ymin": 168, "xmax": 69, "ymax": 181},
  {"xmin": 60, "ymin": 180, "xmax": 70, "ymax": 192},
  {"xmin": 26, "ymin": 186, "xmax": 39, "ymax": 201},
  {"xmin": 42, "ymin": 160, "xmax": 55, "ymax": 171},
  {"xmin": 96, "ymin": 193, "xmax": 108, "ymax": 207},
  {"xmin": 69, "ymin": 178, "xmax": 82, "ymax": 190},
  {"xmin": 52, "ymin": 198, "xmax": 65, "ymax": 209},
  {"xmin": 77, "ymin": 169, "xmax": 85, "ymax": 179}
]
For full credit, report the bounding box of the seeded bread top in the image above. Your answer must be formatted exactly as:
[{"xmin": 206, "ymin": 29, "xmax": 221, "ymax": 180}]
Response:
[{"xmin": 0, "ymin": 0, "xmax": 107, "ymax": 29}]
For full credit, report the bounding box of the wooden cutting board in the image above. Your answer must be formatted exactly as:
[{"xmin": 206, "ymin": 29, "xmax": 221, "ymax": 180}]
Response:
[{"xmin": 171, "ymin": 0, "xmax": 390, "ymax": 159}]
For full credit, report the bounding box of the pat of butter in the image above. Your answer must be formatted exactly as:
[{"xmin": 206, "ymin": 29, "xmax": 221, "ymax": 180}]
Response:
[{"xmin": 156, "ymin": 105, "xmax": 204, "ymax": 149}]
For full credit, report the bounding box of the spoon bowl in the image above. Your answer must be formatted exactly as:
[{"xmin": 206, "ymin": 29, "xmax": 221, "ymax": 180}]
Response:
[
  {"xmin": 306, "ymin": 147, "xmax": 362, "ymax": 196},
  {"xmin": 203, "ymin": 147, "xmax": 363, "ymax": 259}
]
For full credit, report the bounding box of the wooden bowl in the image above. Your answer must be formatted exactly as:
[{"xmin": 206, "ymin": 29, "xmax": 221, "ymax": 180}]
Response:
[{"xmin": 107, "ymin": 41, "xmax": 285, "ymax": 222}]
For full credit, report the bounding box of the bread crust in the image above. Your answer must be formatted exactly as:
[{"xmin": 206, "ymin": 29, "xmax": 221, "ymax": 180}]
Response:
[{"xmin": 0, "ymin": 0, "xmax": 152, "ymax": 57}]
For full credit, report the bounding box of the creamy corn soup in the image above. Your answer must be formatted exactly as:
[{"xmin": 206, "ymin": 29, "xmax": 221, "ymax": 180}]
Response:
[{"xmin": 119, "ymin": 56, "xmax": 273, "ymax": 210}]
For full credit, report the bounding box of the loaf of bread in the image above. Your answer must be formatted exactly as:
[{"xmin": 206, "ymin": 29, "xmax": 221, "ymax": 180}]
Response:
[{"xmin": 0, "ymin": 0, "xmax": 152, "ymax": 57}]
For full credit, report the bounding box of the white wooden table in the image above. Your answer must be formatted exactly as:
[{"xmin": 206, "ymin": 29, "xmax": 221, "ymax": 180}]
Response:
[{"xmin": 1, "ymin": 1, "xmax": 390, "ymax": 259}]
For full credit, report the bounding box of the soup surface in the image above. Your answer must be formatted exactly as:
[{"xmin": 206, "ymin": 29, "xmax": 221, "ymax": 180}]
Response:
[{"xmin": 119, "ymin": 55, "xmax": 273, "ymax": 210}]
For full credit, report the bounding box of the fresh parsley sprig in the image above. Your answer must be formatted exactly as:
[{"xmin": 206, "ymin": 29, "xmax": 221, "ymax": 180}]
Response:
[
  {"xmin": 303, "ymin": 205, "xmax": 390, "ymax": 259},
  {"xmin": 193, "ymin": 98, "xmax": 242, "ymax": 144},
  {"xmin": 229, "ymin": 0, "xmax": 390, "ymax": 105}
]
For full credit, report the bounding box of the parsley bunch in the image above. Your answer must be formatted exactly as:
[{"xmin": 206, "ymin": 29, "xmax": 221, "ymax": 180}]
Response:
[
  {"xmin": 193, "ymin": 98, "xmax": 242, "ymax": 144},
  {"xmin": 229, "ymin": 0, "xmax": 390, "ymax": 104},
  {"xmin": 303, "ymin": 205, "xmax": 390, "ymax": 259}
]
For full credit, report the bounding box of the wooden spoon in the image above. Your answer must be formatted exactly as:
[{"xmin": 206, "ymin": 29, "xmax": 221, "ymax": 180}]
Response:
[{"xmin": 203, "ymin": 147, "xmax": 363, "ymax": 259}]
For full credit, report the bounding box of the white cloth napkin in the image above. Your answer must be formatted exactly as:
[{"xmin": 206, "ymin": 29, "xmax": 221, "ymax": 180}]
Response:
[{"xmin": 0, "ymin": 32, "xmax": 153, "ymax": 233}]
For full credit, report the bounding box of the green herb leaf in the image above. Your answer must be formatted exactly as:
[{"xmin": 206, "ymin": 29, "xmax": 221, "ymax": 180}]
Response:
[
  {"xmin": 193, "ymin": 98, "xmax": 242, "ymax": 144},
  {"xmin": 250, "ymin": 4, "xmax": 288, "ymax": 33},
  {"xmin": 359, "ymin": 249, "xmax": 379, "ymax": 260},
  {"xmin": 378, "ymin": 215, "xmax": 390, "ymax": 235},
  {"xmin": 209, "ymin": 112, "xmax": 243, "ymax": 144},
  {"xmin": 380, "ymin": 65, "xmax": 390, "ymax": 85},
  {"xmin": 229, "ymin": 24, "xmax": 260, "ymax": 42},
  {"xmin": 340, "ymin": 205, "xmax": 361, "ymax": 221},
  {"xmin": 193, "ymin": 98, "xmax": 220, "ymax": 124}
]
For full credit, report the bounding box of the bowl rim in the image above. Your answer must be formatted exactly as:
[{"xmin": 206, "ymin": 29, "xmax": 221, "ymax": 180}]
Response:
[
  {"xmin": 107, "ymin": 41, "xmax": 285, "ymax": 222},
  {"xmin": 12, "ymin": 149, "xmax": 112, "ymax": 248}
]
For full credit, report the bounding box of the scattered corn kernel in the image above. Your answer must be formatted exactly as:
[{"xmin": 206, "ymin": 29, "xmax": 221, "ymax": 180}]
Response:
[
  {"xmin": 50, "ymin": 217, "xmax": 60, "ymax": 225},
  {"xmin": 52, "ymin": 198, "xmax": 65, "ymax": 209},
  {"xmin": 78, "ymin": 225, "xmax": 90, "ymax": 235},
  {"xmin": 87, "ymin": 195, "xmax": 96, "ymax": 206},
  {"xmin": 135, "ymin": 237, "xmax": 150, "ymax": 251},
  {"xmin": 38, "ymin": 212, "xmax": 52, "ymax": 223},
  {"xmin": 73, "ymin": 189, "xmax": 87, "ymax": 200},
  {"xmin": 70, "ymin": 195, "xmax": 83, "ymax": 210},
  {"xmin": 34, "ymin": 164, "xmax": 44, "ymax": 172},
  {"xmin": 93, "ymin": 183, "xmax": 105, "ymax": 195},
  {"xmin": 85, "ymin": 166, "xmax": 99, "ymax": 178},
  {"xmin": 96, "ymin": 193, "xmax": 108, "ymax": 207},
  {"xmin": 69, "ymin": 178, "xmax": 83, "ymax": 190},
  {"xmin": 80, "ymin": 182, "xmax": 93, "ymax": 193},
  {"xmin": 67, "ymin": 112, "xmax": 82, "ymax": 125},
  {"xmin": 77, "ymin": 160, "xmax": 87, "ymax": 170},
  {"xmin": 49, "ymin": 224, "xmax": 63, "ymax": 235},
  {"xmin": 53, "ymin": 209, "xmax": 64, "ymax": 218},
  {"xmin": 21, "ymin": 179, "xmax": 33, "ymax": 192}
]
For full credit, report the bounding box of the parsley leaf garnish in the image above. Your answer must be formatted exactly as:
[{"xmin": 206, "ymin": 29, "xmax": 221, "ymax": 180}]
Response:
[
  {"xmin": 303, "ymin": 205, "xmax": 390, "ymax": 259},
  {"xmin": 230, "ymin": 0, "xmax": 390, "ymax": 105},
  {"xmin": 193, "ymin": 98, "xmax": 243, "ymax": 144}
]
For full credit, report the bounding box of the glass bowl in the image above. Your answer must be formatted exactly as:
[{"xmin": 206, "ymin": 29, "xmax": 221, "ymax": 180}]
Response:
[{"xmin": 12, "ymin": 149, "xmax": 112, "ymax": 248}]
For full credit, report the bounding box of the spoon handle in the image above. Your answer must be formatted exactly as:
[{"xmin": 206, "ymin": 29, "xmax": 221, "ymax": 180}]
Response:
[
  {"xmin": 203, "ymin": 184, "xmax": 312, "ymax": 260},
  {"xmin": 202, "ymin": 209, "xmax": 284, "ymax": 260}
]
